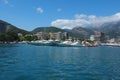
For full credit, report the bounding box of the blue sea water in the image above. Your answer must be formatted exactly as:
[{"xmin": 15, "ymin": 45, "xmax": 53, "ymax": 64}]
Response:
[{"xmin": 0, "ymin": 44, "xmax": 120, "ymax": 80}]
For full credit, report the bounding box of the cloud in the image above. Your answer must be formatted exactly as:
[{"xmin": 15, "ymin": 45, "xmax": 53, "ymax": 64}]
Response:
[
  {"xmin": 57, "ymin": 8, "xmax": 62, "ymax": 12},
  {"xmin": 36, "ymin": 7, "xmax": 43, "ymax": 14},
  {"xmin": 51, "ymin": 13, "xmax": 120, "ymax": 29},
  {"xmin": 3, "ymin": 0, "xmax": 8, "ymax": 4},
  {"xmin": 2, "ymin": 0, "xmax": 14, "ymax": 7}
]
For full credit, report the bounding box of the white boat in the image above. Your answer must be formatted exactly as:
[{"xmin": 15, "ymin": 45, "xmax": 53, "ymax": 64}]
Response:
[
  {"xmin": 18, "ymin": 41, "xmax": 28, "ymax": 44},
  {"xmin": 58, "ymin": 41, "xmax": 72, "ymax": 47},
  {"xmin": 71, "ymin": 41, "xmax": 82, "ymax": 47},
  {"xmin": 28, "ymin": 40, "xmax": 45, "ymax": 45},
  {"xmin": 82, "ymin": 41, "xmax": 93, "ymax": 47},
  {"xmin": 43, "ymin": 40, "xmax": 58, "ymax": 46},
  {"xmin": 28, "ymin": 40, "xmax": 58, "ymax": 46},
  {"xmin": 103, "ymin": 43, "xmax": 120, "ymax": 47}
]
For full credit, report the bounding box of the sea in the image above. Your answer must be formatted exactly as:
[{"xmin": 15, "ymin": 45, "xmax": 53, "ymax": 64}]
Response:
[{"xmin": 0, "ymin": 43, "xmax": 120, "ymax": 80}]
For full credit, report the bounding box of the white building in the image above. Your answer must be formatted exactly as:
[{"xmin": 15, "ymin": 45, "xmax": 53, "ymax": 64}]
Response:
[
  {"xmin": 90, "ymin": 35, "xmax": 95, "ymax": 41},
  {"xmin": 18, "ymin": 33, "xmax": 23, "ymax": 36}
]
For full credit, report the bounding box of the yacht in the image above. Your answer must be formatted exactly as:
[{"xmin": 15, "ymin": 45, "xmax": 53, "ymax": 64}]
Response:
[
  {"xmin": 71, "ymin": 41, "xmax": 82, "ymax": 47},
  {"xmin": 28, "ymin": 40, "xmax": 45, "ymax": 46},
  {"xmin": 28, "ymin": 40, "xmax": 58, "ymax": 46},
  {"xmin": 82, "ymin": 41, "xmax": 93, "ymax": 47},
  {"xmin": 43, "ymin": 40, "xmax": 58, "ymax": 46},
  {"xmin": 58, "ymin": 41, "xmax": 72, "ymax": 47}
]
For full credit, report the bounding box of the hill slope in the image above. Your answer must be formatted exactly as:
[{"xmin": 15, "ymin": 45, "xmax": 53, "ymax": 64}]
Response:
[
  {"xmin": 0, "ymin": 20, "xmax": 29, "ymax": 35},
  {"xmin": 93, "ymin": 21, "xmax": 120, "ymax": 38},
  {"xmin": 32, "ymin": 26, "xmax": 94, "ymax": 39},
  {"xmin": 71, "ymin": 27, "xmax": 95, "ymax": 38},
  {"xmin": 32, "ymin": 26, "xmax": 66, "ymax": 33},
  {"xmin": 0, "ymin": 20, "xmax": 11, "ymax": 33}
]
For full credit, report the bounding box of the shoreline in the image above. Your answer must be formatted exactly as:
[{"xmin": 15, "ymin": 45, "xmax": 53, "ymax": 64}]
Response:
[{"xmin": 0, "ymin": 40, "xmax": 120, "ymax": 47}]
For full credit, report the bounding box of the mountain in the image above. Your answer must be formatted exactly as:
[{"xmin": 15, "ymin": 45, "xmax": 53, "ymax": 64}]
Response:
[
  {"xmin": 0, "ymin": 20, "xmax": 11, "ymax": 33},
  {"xmin": 2, "ymin": 19, "xmax": 120, "ymax": 39},
  {"xmin": 32, "ymin": 26, "xmax": 66, "ymax": 33},
  {"xmin": 71, "ymin": 26, "xmax": 95, "ymax": 38},
  {"xmin": 32, "ymin": 26, "xmax": 95, "ymax": 39},
  {"xmin": 93, "ymin": 21, "xmax": 120, "ymax": 38},
  {"xmin": 1, "ymin": 20, "xmax": 93, "ymax": 39},
  {"xmin": 0, "ymin": 20, "xmax": 29, "ymax": 35}
]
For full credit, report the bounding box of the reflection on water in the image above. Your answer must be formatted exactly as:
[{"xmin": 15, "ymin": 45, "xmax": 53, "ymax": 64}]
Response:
[{"xmin": 0, "ymin": 44, "xmax": 120, "ymax": 80}]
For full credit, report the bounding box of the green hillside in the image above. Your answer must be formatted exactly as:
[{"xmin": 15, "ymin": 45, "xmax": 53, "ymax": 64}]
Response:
[
  {"xmin": 0, "ymin": 20, "xmax": 30, "ymax": 35},
  {"xmin": 32, "ymin": 26, "xmax": 86, "ymax": 39},
  {"xmin": 32, "ymin": 26, "xmax": 65, "ymax": 33}
]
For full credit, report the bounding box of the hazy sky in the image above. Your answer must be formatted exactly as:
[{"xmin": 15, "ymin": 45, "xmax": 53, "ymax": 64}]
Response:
[{"xmin": 0, "ymin": 0, "xmax": 120, "ymax": 30}]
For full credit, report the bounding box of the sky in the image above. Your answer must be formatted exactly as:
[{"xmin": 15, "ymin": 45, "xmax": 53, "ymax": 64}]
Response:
[{"xmin": 0, "ymin": 0, "xmax": 120, "ymax": 31}]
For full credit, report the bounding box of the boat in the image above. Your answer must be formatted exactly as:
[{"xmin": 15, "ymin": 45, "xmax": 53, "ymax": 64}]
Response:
[
  {"xmin": 27, "ymin": 40, "xmax": 44, "ymax": 46},
  {"xmin": 82, "ymin": 41, "xmax": 94, "ymax": 47},
  {"xmin": 58, "ymin": 41, "xmax": 72, "ymax": 47},
  {"xmin": 71, "ymin": 41, "xmax": 82, "ymax": 47},
  {"xmin": 101, "ymin": 43, "xmax": 120, "ymax": 47},
  {"xmin": 28, "ymin": 40, "xmax": 58, "ymax": 46},
  {"xmin": 43, "ymin": 40, "xmax": 58, "ymax": 46},
  {"xmin": 18, "ymin": 41, "xmax": 28, "ymax": 44}
]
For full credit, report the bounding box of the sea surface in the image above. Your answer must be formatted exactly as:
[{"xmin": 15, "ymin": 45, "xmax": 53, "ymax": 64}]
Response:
[{"xmin": 0, "ymin": 44, "xmax": 120, "ymax": 80}]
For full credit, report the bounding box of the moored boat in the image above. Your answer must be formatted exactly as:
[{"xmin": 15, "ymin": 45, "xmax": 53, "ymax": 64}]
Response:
[
  {"xmin": 71, "ymin": 41, "xmax": 82, "ymax": 47},
  {"xmin": 58, "ymin": 41, "xmax": 72, "ymax": 47}
]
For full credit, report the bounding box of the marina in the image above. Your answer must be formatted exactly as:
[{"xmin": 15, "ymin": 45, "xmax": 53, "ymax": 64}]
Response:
[
  {"xmin": 27, "ymin": 40, "xmax": 93, "ymax": 47},
  {"xmin": 27, "ymin": 40, "xmax": 120, "ymax": 47}
]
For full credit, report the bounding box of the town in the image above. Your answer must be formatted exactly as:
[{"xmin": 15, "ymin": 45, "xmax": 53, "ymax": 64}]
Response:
[{"xmin": 17, "ymin": 31, "xmax": 120, "ymax": 47}]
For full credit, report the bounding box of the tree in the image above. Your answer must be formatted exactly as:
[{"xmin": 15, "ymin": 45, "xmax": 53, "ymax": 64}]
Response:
[
  {"xmin": 24, "ymin": 36, "xmax": 38, "ymax": 41},
  {"xmin": 0, "ymin": 34, "xmax": 6, "ymax": 41},
  {"xmin": 5, "ymin": 29, "xmax": 19, "ymax": 41},
  {"xmin": 19, "ymin": 36, "xmax": 26, "ymax": 41}
]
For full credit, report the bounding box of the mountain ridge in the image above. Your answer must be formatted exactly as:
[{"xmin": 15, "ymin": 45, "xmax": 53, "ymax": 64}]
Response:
[
  {"xmin": 32, "ymin": 26, "xmax": 66, "ymax": 33},
  {"xmin": 0, "ymin": 20, "xmax": 30, "ymax": 35},
  {"xmin": 92, "ymin": 20, "xmax": 120, "ymax": 38}
]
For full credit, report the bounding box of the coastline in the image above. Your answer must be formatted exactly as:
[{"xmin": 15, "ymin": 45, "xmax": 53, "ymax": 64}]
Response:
[{"xmin": 1, "ymin": 40, "xmax": 120, "ymax": 47}]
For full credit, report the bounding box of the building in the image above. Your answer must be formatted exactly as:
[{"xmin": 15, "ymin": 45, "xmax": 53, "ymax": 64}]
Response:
[
  {"xmin": 56, "ymin": 32, "xmax": 63, "ymax": 40},
  {"xmin": 49, "ymin": 32, "xmax": 57, "ymax": 40},
  {"xmin": 90, "ymin": 32, "xmax": 106, "ymax": 42},
  {"xmin": 35, "ymin": 32, "xmax": 69, "ymax": 40},
  {"xmin": 18, "ymin": 33, "xmax": 23, "ymax": 36},
  {"xmin": 25, "ymin": 34, "xmax": 33, "ymax": 36},
  {"xmin": 90, "ymin": 35, "xmax": 95, "ymax": 41},
  {"xmin": 35, "ymin": 32, "xmax": 49, "ymax": 40},
  {"xmin": 63, "ymin": 32, "xmax": 69, "ymax": 39}
]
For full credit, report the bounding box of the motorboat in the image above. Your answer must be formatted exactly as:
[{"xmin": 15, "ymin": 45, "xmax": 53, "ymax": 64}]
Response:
[
  {"xmin": 58, "ymin": 41, "xmax": 72, "ymax": 47},
  {"xmin": 71, "ymin": 41, "xmax": 82, "ymax": 47},
  {"xmin": 43, "ymin": 40, "xmax": 58, "ymax": 46},
  {"xmin": 28, "ymin": 40, "xmax": 58, "ymax": 46}
]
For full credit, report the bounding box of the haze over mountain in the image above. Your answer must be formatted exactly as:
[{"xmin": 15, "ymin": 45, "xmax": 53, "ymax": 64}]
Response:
[
  {"xmin": 93, "ymin": 20, "xmax": 120, "ymax": 30},
  {"xmin": 71, "ymin": 27, "xmax": 95, "ymax": 38},
  {"xmin": 52, "ymin": 13, "xmax": 120, "ymax": 29},
  {"xmin": 93, "ymin": 20, "xmax": 120, "ymax": 38}
]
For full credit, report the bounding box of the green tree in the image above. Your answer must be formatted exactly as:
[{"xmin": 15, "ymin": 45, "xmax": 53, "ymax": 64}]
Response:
[
  {"xmin": 19, "ymin": 36, "xmax": 26, "ymax": 41},
  {"xmin": 24, "ymin": 36, "xmax": 38, "ymax": 41},
  {"xmin": 5, "ymin": 30, "xmax": 19, "ymax": 41},
  {"xmin": 0, "ymin": 34, "xmax": 6, "ymax": 41}
]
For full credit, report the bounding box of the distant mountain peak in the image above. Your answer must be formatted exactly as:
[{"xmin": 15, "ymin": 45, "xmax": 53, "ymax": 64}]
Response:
[{"xmin": 92, "ymin": 20, "xmax": 120, "ymax": 38}]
